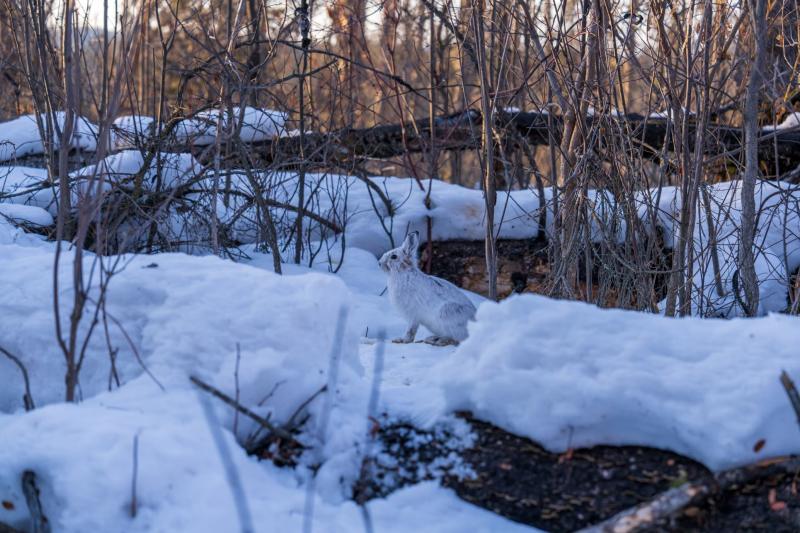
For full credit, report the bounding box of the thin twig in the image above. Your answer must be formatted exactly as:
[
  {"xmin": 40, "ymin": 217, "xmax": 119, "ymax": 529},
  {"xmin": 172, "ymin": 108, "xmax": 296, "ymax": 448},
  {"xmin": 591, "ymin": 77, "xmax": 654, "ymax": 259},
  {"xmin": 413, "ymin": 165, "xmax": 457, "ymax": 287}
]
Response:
[
  {"xmin": 780, "ymin": 370, "xmax": 800, "ymax": 429},
  {"xmin": 130, "ymin": 433, "xmax": 139, "ymax": 518},
  {"xmin": 0, "ymin": 345, "xmax": 35, "ymax": 411},
  {"xmin": 189, "ymin": 375, "xmax": 299, "ymax": 444},
  {"xmin": 197, "ymin": 391, "xmax": 255, "ymax": 533},
  {"xmin": 303, "ymin": 306, "xmax": 349, "ymax": 533}
]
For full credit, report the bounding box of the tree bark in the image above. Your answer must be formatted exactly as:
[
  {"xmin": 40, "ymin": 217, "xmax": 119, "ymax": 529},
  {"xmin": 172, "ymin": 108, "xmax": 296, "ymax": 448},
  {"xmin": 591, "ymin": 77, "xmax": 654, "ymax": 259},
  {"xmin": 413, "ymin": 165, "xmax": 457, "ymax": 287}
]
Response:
[{"xmin": 739, "ymin": 0, "xmax": 767, "ymax": 316}]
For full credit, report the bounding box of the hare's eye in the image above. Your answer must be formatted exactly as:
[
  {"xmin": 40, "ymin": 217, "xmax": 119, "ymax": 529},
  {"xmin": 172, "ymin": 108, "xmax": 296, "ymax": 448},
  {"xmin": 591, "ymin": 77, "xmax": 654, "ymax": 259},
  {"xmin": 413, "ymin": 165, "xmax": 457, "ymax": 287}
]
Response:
[{"xmin": 391, "ymin": 254, "xmax": 397, "ymax": 260}]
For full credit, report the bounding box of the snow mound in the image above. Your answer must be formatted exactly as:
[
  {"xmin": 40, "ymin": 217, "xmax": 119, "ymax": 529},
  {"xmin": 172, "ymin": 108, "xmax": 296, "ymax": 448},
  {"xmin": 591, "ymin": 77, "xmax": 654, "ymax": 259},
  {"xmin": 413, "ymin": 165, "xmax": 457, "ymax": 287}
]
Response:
[
  {"xmin": 0, "ymin": 392, "xmax": 531, "ymax": 533},
  {"xmin": 436, "ymin": 294, "xmax": 800, "ymax": 471},
  {"xmin": 0, "ymin": 247, "xmax": 360, "ymax": 415},
  {"xmin": 72, "ymin": 149, "xmax": 202, "ymax": 190},
  {"xmin": 0, "ymin": 203, "xmax": 53, "ymax": 227},
  {"xmin": 174, "ymin": 107, "xmax": 287, "ymax": 146},
  {"xmin": 0, "ymin": 113, "xmax": 98, "ymax": 162}
]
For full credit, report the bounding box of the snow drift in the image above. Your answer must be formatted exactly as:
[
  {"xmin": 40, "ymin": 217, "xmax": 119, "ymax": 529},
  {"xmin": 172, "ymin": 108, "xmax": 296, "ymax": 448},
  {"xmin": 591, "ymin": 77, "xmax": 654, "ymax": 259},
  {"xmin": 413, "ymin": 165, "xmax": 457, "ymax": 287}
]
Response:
[{"xmin": 437, "ymin": 293, "xmax": 800, "ymax": 471}]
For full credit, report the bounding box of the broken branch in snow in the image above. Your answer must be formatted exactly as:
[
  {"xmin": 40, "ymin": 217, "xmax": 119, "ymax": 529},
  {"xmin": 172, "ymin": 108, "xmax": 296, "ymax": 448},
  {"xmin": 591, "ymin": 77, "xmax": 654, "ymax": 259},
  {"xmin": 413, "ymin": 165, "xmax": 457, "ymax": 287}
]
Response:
[
  {"xmin": 577, "ymin": 455, "xmax": 800, "ymax": 532},
  {"xmin": 575, "ymin": 482, "xmax": 710, "ymax": 533},
  {"xmin": 189, "ymin": 375, "xmax": 300, "ymax": 444}
]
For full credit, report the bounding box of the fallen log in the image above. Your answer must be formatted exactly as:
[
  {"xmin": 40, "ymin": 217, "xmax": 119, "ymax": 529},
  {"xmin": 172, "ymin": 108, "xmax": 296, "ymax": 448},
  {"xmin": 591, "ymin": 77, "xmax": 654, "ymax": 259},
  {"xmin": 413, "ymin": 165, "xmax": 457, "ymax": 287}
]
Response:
[
  {"xmin": 238, "ymin": 110, "xmax": 800, "ymax": 175},
  {"xmin": 8, "ymin": 109, "xmax": 800, "ymax": 176}
]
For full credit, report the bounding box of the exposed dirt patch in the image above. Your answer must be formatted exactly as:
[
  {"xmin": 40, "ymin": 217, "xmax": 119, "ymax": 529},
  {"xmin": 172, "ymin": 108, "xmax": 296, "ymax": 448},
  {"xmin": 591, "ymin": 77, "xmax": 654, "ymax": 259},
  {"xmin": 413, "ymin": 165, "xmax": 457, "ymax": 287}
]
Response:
[
  {"xmin": 447, "ymin": 417, "xmax": 711, "ymax": 532},
  {"xmin": 369, "ymin": 415, "xmax": 800, "ymax": 532}
]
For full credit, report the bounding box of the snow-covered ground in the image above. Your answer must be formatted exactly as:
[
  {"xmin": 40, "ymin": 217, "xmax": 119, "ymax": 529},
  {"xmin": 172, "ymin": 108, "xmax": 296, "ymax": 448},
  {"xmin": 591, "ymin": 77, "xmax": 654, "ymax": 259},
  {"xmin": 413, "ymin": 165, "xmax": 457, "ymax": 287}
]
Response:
[
  {"xmin": 0, "ymin": 223, "xmax": 535, "ymax": 532},
  {"xmin": 2, "ymin": 212, "xmax": 800, "ymax": 531}
]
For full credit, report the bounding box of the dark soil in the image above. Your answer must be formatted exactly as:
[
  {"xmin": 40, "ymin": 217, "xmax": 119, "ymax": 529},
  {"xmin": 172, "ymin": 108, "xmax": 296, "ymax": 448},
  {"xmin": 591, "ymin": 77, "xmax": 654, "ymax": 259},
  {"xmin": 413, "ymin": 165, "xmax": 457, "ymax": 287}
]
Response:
[
  {"xmin": 446, "ymin": 417, "xmax": 711, "ymax": 532},
  {"xmin": 372, "ymin": 414, "xmax": 800, "ymax": 532}
]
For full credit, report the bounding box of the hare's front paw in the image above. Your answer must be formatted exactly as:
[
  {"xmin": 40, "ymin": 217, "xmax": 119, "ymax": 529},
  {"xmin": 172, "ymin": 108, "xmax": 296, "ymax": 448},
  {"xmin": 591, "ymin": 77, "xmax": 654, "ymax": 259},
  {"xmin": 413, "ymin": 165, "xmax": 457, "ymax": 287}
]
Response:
[{"xmin": 393, "ymin": 323, "xmax": 418, "ymax": 344}]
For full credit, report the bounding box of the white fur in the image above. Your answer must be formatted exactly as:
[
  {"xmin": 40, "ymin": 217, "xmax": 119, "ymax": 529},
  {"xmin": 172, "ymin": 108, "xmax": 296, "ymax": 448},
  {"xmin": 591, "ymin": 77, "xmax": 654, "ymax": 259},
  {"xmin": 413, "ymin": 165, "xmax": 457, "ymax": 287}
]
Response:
[{"xmin": 379, "ymin": 232, "xmax": 477, "ymax": 345}]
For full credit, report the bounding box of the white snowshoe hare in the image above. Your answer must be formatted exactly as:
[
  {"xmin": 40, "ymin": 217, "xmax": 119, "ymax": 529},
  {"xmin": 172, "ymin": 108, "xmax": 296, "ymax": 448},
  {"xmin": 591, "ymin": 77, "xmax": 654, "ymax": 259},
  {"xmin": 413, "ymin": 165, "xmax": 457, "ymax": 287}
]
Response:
[{"xmin": 379, "ymin": 231, "xmax": 477, "ymax": 346}]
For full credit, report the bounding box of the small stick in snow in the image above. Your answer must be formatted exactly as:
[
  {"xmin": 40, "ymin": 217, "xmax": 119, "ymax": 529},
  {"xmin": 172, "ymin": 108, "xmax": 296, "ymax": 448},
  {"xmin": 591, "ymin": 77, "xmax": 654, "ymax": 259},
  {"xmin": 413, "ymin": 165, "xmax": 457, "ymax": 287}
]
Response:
[
  {"xmin": 579, "ymin": 456, "xmax": 800, "ymax": 532},
  {"xmin": 21, "ymin": 471, "xmax": 50, "ymax": 533},
  {"xmin": 197, "ymin": 391, "xmax": 255, "ymax": 533},
  {"xmin": 0, "ymin": 345, "xmax": 35, "ymax": 411},
  {"xmin": 130, "ymin": 433, "xmax": 139, "ymax": 518},
  {"xmin": 355, "ymin": 330, "xmax": 386, "ymax": 533},
  {"xmin": 780, "ymin": 370, "xmax": 800, "ymax": 428},
  {"xmin": 303, "ymin": 306, "xmax": 349, "ymax": 533}
]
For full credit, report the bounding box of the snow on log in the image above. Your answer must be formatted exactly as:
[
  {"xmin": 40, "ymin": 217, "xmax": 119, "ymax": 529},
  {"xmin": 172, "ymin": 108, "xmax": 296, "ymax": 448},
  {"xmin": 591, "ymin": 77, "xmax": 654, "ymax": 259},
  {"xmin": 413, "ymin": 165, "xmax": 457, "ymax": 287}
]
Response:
[{"xmin": 0, "ymin": 113, "xmax": 98, "ymax": 163}]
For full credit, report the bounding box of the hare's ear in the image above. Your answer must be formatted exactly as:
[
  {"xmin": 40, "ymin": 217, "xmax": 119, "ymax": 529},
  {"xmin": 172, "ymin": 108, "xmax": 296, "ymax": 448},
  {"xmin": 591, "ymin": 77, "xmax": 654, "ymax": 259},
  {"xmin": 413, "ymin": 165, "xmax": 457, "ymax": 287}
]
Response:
[{"xmin": 402, "ymin": 231, "xmax": 420, "ymax": 256}]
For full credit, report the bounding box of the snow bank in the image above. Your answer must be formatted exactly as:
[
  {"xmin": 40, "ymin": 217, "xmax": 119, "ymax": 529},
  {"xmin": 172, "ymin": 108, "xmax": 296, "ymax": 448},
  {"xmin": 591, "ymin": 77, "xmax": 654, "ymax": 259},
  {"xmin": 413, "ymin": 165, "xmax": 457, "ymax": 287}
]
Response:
[
  {"xmin": 0, "ymin": 244, "xmax": 359, "ymax": 418},
  {"xmin": 214, "ymin": 171, "xmax": 624, "ymax": 258},
  {"xmin": 436, "ymin": 294, "xmax": 800, "ymax": 471},
  {"xmin": 315, "ymin": 175, "xmax": 625, "ymax": 254},
  {"xmin": 0, "ymin": 113, "xmax": 98, "ymax": 162}
]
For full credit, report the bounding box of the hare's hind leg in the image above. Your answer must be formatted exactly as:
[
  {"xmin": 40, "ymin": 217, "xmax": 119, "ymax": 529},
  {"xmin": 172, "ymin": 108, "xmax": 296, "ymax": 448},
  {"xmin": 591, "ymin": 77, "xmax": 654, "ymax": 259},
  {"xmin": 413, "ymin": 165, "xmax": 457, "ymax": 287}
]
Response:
[
  {"xmin": 393, "ymin": 321, "xmax": 419, "ymax": 343},
  {"xmin": 423, "ymin": 335, "xmax": 458, "ymax": 346}
]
